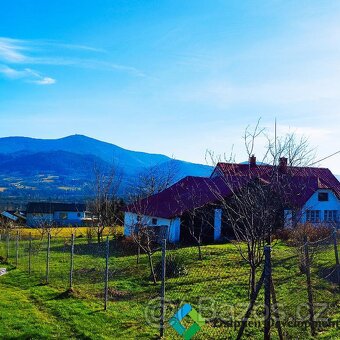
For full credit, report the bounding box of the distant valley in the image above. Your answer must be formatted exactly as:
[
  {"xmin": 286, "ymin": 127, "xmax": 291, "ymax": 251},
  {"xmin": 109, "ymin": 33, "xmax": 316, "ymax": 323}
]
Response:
[{"xmin": 0, "ymin": 135, "xmax": 212, "ymax": 206}]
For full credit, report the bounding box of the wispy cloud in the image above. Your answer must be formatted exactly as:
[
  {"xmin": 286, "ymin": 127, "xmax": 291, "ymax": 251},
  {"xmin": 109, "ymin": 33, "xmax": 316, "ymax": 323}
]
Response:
[
  {"xmin": 0, "ymin": 64, "xmax": 56, "ymax": 85},
  {"xmin": 0, "ymin": 37, "xmax": 27, "ymax": 63},
  {"xmin": 0, "ymin": 37, "xmax": 144, "ymax": 84}
]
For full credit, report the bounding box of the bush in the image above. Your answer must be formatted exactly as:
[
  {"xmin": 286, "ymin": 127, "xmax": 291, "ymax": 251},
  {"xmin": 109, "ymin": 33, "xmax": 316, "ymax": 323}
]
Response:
[
  {"xmin": 284, "ymin": 223, "xmax": 333, "ymax": 274},
  {"xmin": 289, "ymin": 223, "xmax": 332, "ymax": 245},
  {"xmin": 155, "ymin": 253, "xmax": 188, "ymax": 280},
  {"xmin": 273, "ymin": 223, "xmax": 333, "ymax": 245},
  {"xmin": 273, "ymin": 228, "xmax": 291, "ymax": 241}
]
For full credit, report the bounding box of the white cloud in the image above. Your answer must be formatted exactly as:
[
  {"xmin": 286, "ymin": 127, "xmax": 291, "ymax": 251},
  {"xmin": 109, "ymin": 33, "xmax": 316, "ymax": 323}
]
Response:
[
  {"xmin": 0, "ymin": 65, "xmax": 56, "ymax": 85},
  {"xmin": 0, "ymin": 37, "xmax": 27, "ymax": 63},
  {"xmin": 0, "ymin": 37, "xmax": 144, "ymax": 83},
  {"xmin": 31, "ymin": 77, "xmax": 56, "ymax": 85}
]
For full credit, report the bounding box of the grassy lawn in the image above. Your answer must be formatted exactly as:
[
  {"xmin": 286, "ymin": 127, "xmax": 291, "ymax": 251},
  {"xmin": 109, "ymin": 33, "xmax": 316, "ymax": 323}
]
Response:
[{"xmin": 0, "ymin": 237, "xmax": 339, "ymax": 339}]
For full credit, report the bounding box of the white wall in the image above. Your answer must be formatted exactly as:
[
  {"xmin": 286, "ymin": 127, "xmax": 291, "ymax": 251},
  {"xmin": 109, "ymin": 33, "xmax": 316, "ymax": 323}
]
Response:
[
  {"xmin": 26, "ymin": 213, "xmax": 53, "ymax": 227},
  {"xmin": 214, "ymin": 209, "xmax": 222, "ymax": 241},
  {"xmin": 53, "ymin": 211, "xmax": 85, "ymax": 221},
  {"xmin": 300, "ymin": 189, "xmax": 340, "ymax": 224},
  {"xmin": 169, "ymin": 217, "xmax": 181, "ymax": 243},
  {"xmin": 124, "ymin": 212, "xmax": 181, "ymax": 243}
]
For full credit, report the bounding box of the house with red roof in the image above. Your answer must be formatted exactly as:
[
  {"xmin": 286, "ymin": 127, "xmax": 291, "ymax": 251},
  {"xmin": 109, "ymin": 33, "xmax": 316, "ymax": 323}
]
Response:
[{"xmin": 124, "ymin": 157, "xmax": 340, "ymax": 243}]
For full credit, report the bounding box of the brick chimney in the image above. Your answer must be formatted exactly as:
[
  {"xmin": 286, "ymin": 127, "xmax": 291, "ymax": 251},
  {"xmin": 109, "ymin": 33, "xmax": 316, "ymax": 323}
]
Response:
[
  {"xmin": 279, "ymin": 157, "xmax": 288, "ymax": 173},
  {"xmin": 249, "ymin": 154, "xmax": 256, "ymax": 167}
]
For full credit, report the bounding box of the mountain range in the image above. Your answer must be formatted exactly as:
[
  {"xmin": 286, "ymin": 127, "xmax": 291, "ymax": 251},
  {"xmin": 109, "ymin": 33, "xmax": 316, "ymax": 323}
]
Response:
[
  {"xmin": 0, "ymin": 135, "xmax": 339, "ymax": 207},
  {"xmin": 0, "ymin": 135, "xmax": 212, "ymax": 203}
]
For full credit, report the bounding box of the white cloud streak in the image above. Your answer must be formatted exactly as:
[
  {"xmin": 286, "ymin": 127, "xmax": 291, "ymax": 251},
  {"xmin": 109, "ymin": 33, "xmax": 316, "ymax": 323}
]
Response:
[
  {"xmin": 0, "ymin": 65, "xmax": 56, "ymax": 85},
  {"xmin": 0, "ymin": 37, "xmax": 144, "ymax": 84}
]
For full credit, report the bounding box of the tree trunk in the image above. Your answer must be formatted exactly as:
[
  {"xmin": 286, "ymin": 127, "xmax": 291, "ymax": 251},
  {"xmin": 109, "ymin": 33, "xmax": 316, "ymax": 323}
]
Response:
[
  {"xmin": 197, "ymin": 242, "xmax": 203, "ymax": 261},
  {"xmin": 136, "ymin": 245, "xmax": 140, "ymax": 264},
  {"xmin": 249, "ymin": 265, "xmax": 256, "ymax": 299},
  {"xmin": 147, "ymin": 252, "xmax": 157, "ymax": 284}
]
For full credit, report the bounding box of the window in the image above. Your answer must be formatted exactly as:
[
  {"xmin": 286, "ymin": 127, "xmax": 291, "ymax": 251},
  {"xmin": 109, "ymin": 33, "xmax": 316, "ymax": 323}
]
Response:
[
  {"xmin": 152, "ymin": 218, "xmax": 158, "ymax": 225},
  {"xmin": 60, "ymin": 212, "xmax": 68, "ymax": 220},
  {"xmin": 137, "ymin": 215, "xmax": 142, "ymax": 223},
  {"xmin": 324, "ymin": 210, "xmax": 338, "ymax": 222},
  {"xmin": 306, "ymin": 210, "xmax": 320, "ymax": 223},
  {"xmin": 318, "ymin": 192, "xmax": 329, "ymax": 201}
]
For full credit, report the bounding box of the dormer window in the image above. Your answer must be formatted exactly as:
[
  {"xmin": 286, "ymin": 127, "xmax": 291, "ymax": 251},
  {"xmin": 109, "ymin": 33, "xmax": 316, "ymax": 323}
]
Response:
[
  {"xmin": 318, "ymin": 192, "xmax": 329, "ymax": 201},
  {"xmin": 152, "ymin": 218, "xmax": 157, "ymax": 225}
]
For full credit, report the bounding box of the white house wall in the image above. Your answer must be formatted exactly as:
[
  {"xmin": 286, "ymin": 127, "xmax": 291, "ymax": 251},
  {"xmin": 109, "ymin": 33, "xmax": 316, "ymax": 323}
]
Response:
[
  {"xmin": 214, "ymin": 209, "xmax": 222, "ymax": 241},
  {"xmin": 124, "ymin": 212, "xmax": 180, "ymax": 243},
  {"xmin": 26, "ymin": 213, "xmax": 53, "ymax": 227},
  {"xmin": 53, "ymin": 211, "xmax": 85, "ymax": 226},
  {"xmin": 169, "ymin": 217, "xmax": 181, "ymax": 243},
  {"xmin": 301, "ymin": 189, "xmax": 340, "ymax": 224}
]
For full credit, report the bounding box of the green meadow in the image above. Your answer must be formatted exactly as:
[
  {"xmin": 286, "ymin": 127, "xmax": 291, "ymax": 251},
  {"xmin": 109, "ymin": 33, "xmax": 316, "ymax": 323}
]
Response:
[{"xmin": 0, "ymin": 237, "xmax": 339, "ymax": 339}]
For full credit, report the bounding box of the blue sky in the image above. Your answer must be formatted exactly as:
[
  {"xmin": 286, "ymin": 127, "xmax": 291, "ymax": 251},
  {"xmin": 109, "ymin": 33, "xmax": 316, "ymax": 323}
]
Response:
[{"xmin": 1, "ymin": 0, "xmax": 340, "ymax": 173}]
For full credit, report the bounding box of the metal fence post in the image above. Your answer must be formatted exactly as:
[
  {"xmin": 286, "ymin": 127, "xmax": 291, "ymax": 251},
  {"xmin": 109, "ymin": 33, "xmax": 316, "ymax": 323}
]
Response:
[
  {"xmin": 104, "ymin": 236, "xmax": 110, "ymax": 311},
  {"xmin": 15, "ymin": 231, "xmax": 19, "ymax": 267},
  {"xmin": 69, "ymin": 234, "xmax": 75, "ymax": 290},
  {"xmin": 6, "ymin": 232, "xmax": 9, "ymax": 261},
  {"xmin": 264, "ymin": 245, "xmax": 271, "ymax": 340},
  {"xmin": 160, "ymin": 238, "xmax": 167, "ymax": 338},
  {"xmin": 46, "ymin": 232, "xmax": 51, "ymax": 284},
  {"xmin": 304, "ymin": 235, "xmax": 316, "ymax": 336},
  {"xmin": 28, "ymin": 233, "xmax": 32, "ymax": 275},
  {"xmin": 333, "ymin": 227, "xmax": 339, "ymax": 289}
]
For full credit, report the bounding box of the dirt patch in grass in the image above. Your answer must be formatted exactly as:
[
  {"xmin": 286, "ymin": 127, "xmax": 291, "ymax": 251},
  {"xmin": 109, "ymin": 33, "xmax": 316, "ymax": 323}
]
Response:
[{"xmin": 97, "ymin": 287, "xmax": 133, "ymax": 301}]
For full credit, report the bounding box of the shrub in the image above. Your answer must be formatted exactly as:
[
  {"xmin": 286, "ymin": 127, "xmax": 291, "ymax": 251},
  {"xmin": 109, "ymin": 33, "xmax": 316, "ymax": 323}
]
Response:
[
  {"xmin": 289, "ymin": 223, "xmax": 332, "ymax": 245},
  {"xmin": 273, "ymin": 228, "xmax": 291, "ymax": 241},
  {"xmin": 274, "ymin": 223, "xmax": 333, "ymax": 245},
  {"xmin": 287, "ymin": 223, "xmax": 333, "ymax": 274},
  {"xmin": 155, "ymin": 253, "xmax": 188, "ymax": 280}
]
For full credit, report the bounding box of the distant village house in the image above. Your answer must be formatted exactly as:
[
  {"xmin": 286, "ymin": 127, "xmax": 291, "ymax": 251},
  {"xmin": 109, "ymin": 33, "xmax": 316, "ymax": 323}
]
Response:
[{"xmin": 26, "ymin": 202, "xmax": 89, "ymax": 227}]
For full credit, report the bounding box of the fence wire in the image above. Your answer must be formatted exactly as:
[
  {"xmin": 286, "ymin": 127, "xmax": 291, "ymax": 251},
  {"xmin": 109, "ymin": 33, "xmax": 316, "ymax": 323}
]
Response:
[{"xmin": 0, "ymin": 228, "xmax": 339, "ymax": 339}]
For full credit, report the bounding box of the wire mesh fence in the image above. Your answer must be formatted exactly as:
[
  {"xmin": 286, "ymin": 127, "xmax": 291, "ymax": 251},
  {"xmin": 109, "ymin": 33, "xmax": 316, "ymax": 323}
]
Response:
[
  {"xmin": 0, "ymin": 227, "xmax": 339, "ymax": 339},
  {"xmin": 159, "ymin": 243, "xmax": 264, "ymax": 339}
]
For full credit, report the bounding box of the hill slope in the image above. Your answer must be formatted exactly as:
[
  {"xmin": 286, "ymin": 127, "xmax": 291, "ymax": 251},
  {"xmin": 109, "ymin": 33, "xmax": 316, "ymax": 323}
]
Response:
[{"xmin": 0, "ymin": 135, "xmax": 212, "ymax": 201}]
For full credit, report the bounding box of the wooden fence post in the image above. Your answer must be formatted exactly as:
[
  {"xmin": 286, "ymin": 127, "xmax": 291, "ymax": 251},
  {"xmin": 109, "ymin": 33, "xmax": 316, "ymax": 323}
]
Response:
[{"xmin": 236, "ymin": 270, "xmax": 265, "ymax": 340}]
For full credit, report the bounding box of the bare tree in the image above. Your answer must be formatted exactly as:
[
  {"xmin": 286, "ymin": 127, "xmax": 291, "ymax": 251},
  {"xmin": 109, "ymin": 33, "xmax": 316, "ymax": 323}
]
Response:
[
  {"xmin": 0, "ymin": 216, "xmax": 14, "ymax": 239},
  {"xmin": 90, "ymin": 162, "xmax": 123, "ymax": 244},
  {"xmin": 172, "ymin": 178, "xmax": 216, "ymax": 260},
  {"xmin": 129, "ymin": 217, "xmax": 160, "ymax": 284},
  {"xmin": 207, "ymin": 120, "xmax": 316, "ymax": 297},
  {"xmin": 126, "ymin": 161, "xmax": 179, "ymax": 283},
  {"xmin": 131, "ymin": 160, "xmax": 179, "ymax": 200}
]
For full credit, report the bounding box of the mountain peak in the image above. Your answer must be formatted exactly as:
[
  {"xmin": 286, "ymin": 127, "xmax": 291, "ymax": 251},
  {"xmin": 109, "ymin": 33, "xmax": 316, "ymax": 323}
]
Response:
[{"xmin": 0, "ymin": 135, "xmax": 213, "ymax": 200}]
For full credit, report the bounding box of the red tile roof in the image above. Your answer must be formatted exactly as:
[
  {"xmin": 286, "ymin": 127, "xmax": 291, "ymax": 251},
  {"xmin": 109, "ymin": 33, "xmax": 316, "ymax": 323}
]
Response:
[{"xmin": 126, "ymin": 163, "xmax": 340, "ymax": 219}]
